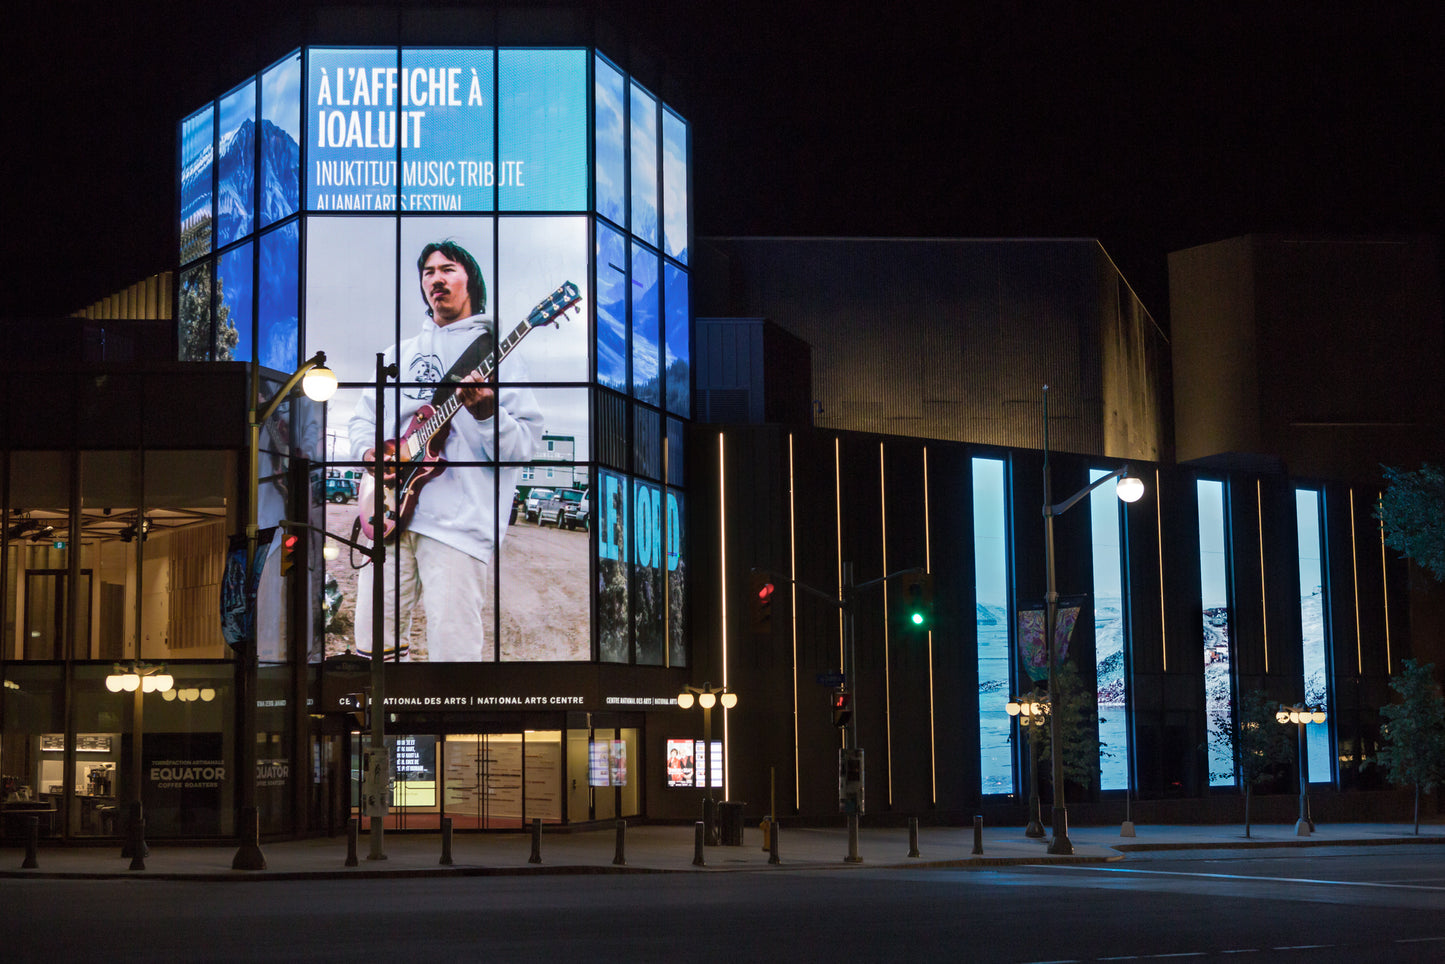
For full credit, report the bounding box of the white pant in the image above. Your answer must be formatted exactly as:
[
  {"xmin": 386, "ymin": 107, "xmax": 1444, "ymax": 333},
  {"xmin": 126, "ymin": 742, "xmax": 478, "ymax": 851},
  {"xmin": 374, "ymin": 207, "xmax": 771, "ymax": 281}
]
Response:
[{"xmin": 354, "ymin": 531, "xmax": 491, "ymax": 661}]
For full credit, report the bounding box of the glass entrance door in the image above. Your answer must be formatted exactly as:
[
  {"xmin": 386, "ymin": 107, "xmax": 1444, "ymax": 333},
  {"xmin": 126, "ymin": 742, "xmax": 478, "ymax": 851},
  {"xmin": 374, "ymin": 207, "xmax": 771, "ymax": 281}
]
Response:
[{"xmin": 442, "ymin": 732, "xmax": 563, "ymax": 830}]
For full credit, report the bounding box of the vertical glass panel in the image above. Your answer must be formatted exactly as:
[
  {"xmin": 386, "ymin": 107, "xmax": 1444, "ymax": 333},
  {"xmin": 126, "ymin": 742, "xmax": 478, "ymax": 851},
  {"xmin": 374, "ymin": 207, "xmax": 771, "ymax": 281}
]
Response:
[
  {"xmin": 401, "ymin": 48, "xmax": 494, "ymax": 212},
  {"xmin": 594, "ymin": 55, "xmax": 626, "ymax": 228},
  {"xmin": 666, "ymin": 417, "xmax": 685, "ymax": 488},
  {"xmin": 1198, "ymin": 479, "xmax": 1234, "ymax": 787},
  {"xmin": 661, "ymin": 107, "xmax": 689, "ymax": 264},
  {"xmin": 498, "ymin": 49, "xmax": 587, "ymax": 211},
  {"xmin": 180, "ymin": 103, "xmax": 214, "ymax": 264},
  {"xmin": 0, "ymin": 665, "xmax": 65, "ymax": 836},
  {"xmin": 260, "ymin": 51, "xmax": 302, "ymax": 227},
  {"xmin": 633, "ymin": 479, "xmax": 665, "ymax": 665},
  {"xmin": 216, "ymin": 242, "xmax": 253, "ymax": 362},
  {"xmin": 630, "ymin": 242, "xmax": 660, "ymax": 404},
  {"xmin": 307, "ymin": 48, "xmax": 399, "ymax": 212},
  {"xmin": 597, "ymin": 469, "xmax": 630, "ymax": 662},
  {"xmin": 67, "ymin": 666, "xmax": 127, "ymax": 838},
  {"xmin": 663, "ymin": 263, "xmax": 690, "ymax": 417},
  {"xmin": 178, "ymin": 261, "xmax": 213, "ymax": 362},
  {"xmin": 216, "ymin": 79, "xmax": 257, "ymax": 247},
  {"xmin": 80, "ymin": 451, "xmax": 140, "ymax": 662},
  {"xmin": 8, "ymin": 453, "xmax": 72, "ymax": 660},
  {"xmin": 496, "ymin": 215, "xmax": 589, "ymax": 383},
  {"xmin": 633, "ymin": 407, "xmax": 661, "ymax": 481},
  {"xmin": 132, "ymin": 664, "xmax": 234, "ymax": 838},
  {"xmin": 628, "ymin": 82, "xmax": 658, "ymax": 246},
  {"xmin": 303, "ymin": 215, "xmax": 398, "ymax": 385},
  {"xmin": 258, "ymin": 222, "xmax": 299, "ymax": 372},
  {"xmin": 145, "ymin": 452, "xmax": 231, "ymax": 661},
  {"xmin": 524, "ymin": 730, "xmax": 564, "ymax": 824},
  {"xmin": 1296, "ymin": 488, "xmax": 1332, "ymax": 783},
  {"xmin": 973, "ymin": 457, "xmax": 1012, "ymax": 793},
  {"xmin": 1089, "ymin": 468, "xmax": 1129, "ymax": 791},
  {"xmin": 596, "ymin": 223, "xmax": 628, "ymax": 391},
  {"xmin": 667, "ymin": 489, "xmax": 687, "ymax": 667}
]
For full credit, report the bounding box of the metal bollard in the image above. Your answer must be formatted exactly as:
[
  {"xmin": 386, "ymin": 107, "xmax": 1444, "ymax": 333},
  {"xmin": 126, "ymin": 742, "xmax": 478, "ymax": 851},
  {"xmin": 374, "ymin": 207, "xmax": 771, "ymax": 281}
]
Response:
[
  {"xmin": 129, "ymin": 817, "xmax": 147, "ymax": 871},
  {"xmin": 693, "ymin": 820, "xmax": 706, "ymax": 866},
  {"xmin": 613, "ymin": 819, "xmax": 627, "ymax": 866},
  {"xmin": 529, "ymin": 817, "xmax": 542, "ymax": 864},
  {"xmin": 440, "ymin": 816, "xmax": 454, "ymax": 866},
  {"xmin": 703, "ymin": 797, "xmax": 718, "ymax": 847},
  {"xmin": 345, "ymin": 818, "xmax": 359, "ymax": 867},
  {"xmin": 908, "ymin": 817, "xmax": 921, "ymax": 858},
  {"xmin": 768, "ymin": 817, "xmax": 780, "ymax": 865},
  {"xmin": 120, "ymin": 801, "xmax": 148, "ymax": 860},
  {"xmin": 21, "ymin": 816, "xmax": 39, "ymax": 869},
  {"xmin": 972, "ymin": 814, "xmax": 984, "ymax": 855}
]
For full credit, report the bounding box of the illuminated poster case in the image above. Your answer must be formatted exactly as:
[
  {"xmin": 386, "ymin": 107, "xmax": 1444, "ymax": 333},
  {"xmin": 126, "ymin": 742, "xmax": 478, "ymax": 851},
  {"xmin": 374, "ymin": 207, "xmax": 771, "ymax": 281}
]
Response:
[{"xmin": 178, "ymin": 48, "xmax": 691, "ymax": 678}]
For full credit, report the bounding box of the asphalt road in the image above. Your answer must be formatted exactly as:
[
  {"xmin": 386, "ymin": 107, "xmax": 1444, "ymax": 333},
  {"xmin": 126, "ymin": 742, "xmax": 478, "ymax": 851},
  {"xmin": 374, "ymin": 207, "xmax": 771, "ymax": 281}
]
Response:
[{"xmin": 6, "ymin": 846, "xmax": 1443, "ymax": 963}]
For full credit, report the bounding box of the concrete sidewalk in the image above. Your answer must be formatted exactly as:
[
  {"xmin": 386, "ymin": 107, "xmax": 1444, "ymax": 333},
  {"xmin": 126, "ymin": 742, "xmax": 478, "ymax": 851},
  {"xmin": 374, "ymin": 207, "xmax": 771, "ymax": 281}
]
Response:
[{"xmin": 3, "ymin": 822, "xmax": 1442, "ymax": 880}]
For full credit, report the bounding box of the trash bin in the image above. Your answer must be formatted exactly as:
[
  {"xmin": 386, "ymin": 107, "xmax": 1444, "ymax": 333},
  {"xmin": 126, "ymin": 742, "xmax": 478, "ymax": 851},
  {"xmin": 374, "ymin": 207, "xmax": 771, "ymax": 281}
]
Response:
[{"xmin": 718, "ymin": 801, "xmax": 746, "ymax": 846}]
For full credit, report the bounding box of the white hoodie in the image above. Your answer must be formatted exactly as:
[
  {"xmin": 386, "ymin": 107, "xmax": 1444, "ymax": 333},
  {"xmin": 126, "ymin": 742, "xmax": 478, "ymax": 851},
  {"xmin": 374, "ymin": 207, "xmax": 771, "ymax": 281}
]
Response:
[{"xmin": 348, "ymin": 311, "xmax": 544, "ymax": 563}]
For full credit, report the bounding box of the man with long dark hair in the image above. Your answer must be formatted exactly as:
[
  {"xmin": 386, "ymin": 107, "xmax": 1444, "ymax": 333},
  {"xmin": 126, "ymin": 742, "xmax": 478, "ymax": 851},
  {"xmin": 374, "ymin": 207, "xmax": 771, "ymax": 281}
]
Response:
[{"xmin": 348, "ymin": 240, "xmax": 543, "ymax": 660}]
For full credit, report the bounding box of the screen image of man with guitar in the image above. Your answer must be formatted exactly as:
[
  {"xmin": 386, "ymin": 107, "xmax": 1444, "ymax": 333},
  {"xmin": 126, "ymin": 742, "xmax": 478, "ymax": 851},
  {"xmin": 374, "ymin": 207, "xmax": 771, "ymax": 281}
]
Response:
[{"xmin": 348, "ymin": 240, "xmax": 545, "ymax": 661}]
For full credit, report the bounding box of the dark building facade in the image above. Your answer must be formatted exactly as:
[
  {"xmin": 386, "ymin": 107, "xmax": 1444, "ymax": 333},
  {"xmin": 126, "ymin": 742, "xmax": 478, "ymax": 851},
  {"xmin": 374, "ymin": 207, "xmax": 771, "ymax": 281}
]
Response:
[{"xmin": 1, "ymin": 14, "xmax": 1435, "ymax": 845}]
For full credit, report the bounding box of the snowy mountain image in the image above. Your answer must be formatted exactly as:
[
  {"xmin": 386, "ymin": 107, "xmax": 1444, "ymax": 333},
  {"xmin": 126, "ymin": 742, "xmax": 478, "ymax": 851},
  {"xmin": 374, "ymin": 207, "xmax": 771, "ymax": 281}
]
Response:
[{"xmin": 216, "ymin": 118, "xmax": 300, "ymax": 246}]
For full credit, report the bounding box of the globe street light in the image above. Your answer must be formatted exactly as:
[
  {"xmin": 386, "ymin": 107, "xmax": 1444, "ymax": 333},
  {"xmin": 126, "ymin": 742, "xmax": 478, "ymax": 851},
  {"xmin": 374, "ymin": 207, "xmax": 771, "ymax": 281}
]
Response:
[
  {"xmin": 677, "ymin": 682, "xmax": 737, "ymax": 845},
  {"xmin": 106, "ymin": 661, "xmax": 173, "ymax": 864},
  {"xmin": 1006, "ymin": 692, "xmax": 1050, "ymax": 838},
  {"xmin": 1277, "ymin": 704, "xmax": 1327, "ymax": 835},
  {"xmin": 1041, "ymin": 385, "xmax": 1145, "ymax": 855}
]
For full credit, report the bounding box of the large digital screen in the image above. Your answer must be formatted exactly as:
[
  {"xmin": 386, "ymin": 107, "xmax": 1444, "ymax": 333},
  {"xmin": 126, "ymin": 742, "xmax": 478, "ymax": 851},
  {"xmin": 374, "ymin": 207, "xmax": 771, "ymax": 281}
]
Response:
[
  {"xmin": 307, "ymin": 48, "xmax": 584, "ymax": 213},
  {"xmin": 178, "ymin": 44, "xmax": 690, "ymax": 670},
  {"xmin": 308, "ymin": 215, "xmax": 591, "ymax": 662}
]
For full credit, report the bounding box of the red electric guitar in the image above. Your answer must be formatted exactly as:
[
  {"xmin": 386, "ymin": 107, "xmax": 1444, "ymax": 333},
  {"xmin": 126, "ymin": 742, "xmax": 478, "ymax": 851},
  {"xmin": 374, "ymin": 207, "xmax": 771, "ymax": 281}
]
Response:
[{"xmin": 357, "ymin": 280, "xmax": 582, "ymax": 542}]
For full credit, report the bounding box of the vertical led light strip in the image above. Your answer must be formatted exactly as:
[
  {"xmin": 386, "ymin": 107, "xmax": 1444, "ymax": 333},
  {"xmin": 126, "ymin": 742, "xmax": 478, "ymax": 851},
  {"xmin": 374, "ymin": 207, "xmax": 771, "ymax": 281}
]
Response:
[
  {"xmin": 1349, "ymin": 489, "xmax": 1363, "ymax": 675},
  {"xmin": 1257, "ymin": 480, "xmax": 1269, "ymax": 673},
  {"xmin": 1156, "ymin": 469, "xmax": 1167, "ymax": 672},
  {"xmin": 835, "ymin": 437, "xmax": 844, "ymax": 674},
  {"xmin": 718, "ymin": 431, "xmax": 730, "ymax": 800},
  {"xmin": 923, "ymin": 446, "xmax": 937, "ymax": 802},
  {"xmin": 1379, "ymin": 489, "xmax": 1392, "ymax": 674},
  {"xmin": 789, "ymin": 433, "xmax": 801, "ymax": 809},
  {"xmin": 879, "ymin": 443, "xmax": 893, "ymax": 806}
]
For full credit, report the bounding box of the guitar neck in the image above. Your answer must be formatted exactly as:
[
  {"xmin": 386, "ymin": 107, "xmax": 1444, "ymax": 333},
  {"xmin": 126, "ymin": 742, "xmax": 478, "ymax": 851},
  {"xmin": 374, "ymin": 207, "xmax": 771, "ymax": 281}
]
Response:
[{"xmin": 416, "ymin": 316, "xmax": 535, "ymax": 443}]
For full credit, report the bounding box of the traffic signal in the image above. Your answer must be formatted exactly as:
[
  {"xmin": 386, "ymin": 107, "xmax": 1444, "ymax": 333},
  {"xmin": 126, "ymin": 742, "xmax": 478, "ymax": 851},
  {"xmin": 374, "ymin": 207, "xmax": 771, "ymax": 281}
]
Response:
[
  {"xmin": 749, "ymin": 571, "xmax": 776, "ymax": 635},
  {"xmin": 831, "ymin": 687, "xmax": 853, "ymax": 727},
  {"xmin": 280, "ymin": 532, "xmax": 300, "ymax": 578},
  {"xmin": 899, "ymin": 571, "xmax": 933, "ymax": 631}
]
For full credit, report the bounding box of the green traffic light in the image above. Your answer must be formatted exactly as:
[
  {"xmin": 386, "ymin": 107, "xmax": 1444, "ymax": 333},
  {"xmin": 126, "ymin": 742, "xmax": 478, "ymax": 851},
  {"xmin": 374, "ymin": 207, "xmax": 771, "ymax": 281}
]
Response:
[{"xmin": 911, "ymin": 611, "xmax": 924, "ymax": 626}]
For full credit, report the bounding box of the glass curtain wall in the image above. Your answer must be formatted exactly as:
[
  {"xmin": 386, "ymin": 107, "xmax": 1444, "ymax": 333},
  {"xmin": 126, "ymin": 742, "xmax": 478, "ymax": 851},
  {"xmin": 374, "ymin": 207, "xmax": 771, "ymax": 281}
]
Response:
[
  {"xmin": 1295, "ymin": 488, "xmax": 1332, "ymax": 783},
  {"xmin": 973, "ymin": 457, "xmax": 1012, "ymax": 794},
  {"xmin": 1198, "ymin": 479, "xmax": 1235, "ymax": 787},
  {"xmin": 1089, "ymin": 468, "xmax": 1129, "ymax": 790}
]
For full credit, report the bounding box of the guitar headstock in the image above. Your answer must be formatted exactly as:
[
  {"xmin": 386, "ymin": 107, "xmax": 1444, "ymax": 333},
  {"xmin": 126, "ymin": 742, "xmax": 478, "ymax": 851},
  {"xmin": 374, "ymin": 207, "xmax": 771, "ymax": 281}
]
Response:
[{"xmin": 525, "ymin": 281, "xmax": 583, "ymax": 329}]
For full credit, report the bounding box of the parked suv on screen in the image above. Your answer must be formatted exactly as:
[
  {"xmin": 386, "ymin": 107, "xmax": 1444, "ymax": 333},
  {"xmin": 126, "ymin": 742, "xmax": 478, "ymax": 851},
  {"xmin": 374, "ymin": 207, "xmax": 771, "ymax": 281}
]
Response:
[
  {"xmin": 325, "ymin": 477, "xmax": 358, "ymax": 503},
  {"xmin": 523, "ymin": 488, "xmax": 555, "ymax": 523},
  {"xmin": 563, "ymin": 496, "xmax": 589, "ymax": 530},
  {"xmin": 537, "ymin": 488, "xmax": 585, "ymax": 527}
]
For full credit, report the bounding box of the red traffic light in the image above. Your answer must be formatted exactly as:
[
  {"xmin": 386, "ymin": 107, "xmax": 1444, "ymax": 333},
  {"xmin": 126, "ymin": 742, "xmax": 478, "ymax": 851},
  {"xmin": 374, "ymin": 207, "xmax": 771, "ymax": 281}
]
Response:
[{"xmin": 757, "ymin": 581, "xmax": 775, "ymax": 602}]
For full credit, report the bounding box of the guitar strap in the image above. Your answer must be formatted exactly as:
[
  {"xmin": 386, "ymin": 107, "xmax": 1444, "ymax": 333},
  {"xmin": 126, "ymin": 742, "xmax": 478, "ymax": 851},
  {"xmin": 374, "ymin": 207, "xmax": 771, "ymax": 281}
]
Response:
[{"xmin": 430, "ymin": 328, "xmax": 497, "ymax": 409}]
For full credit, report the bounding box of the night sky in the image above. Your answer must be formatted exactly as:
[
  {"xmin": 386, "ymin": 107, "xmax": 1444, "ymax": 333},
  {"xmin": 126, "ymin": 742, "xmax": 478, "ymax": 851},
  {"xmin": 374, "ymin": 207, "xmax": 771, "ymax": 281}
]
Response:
[{"xmin": 5, "ymin": 2, "xmax": 1442, "ymax": 329}]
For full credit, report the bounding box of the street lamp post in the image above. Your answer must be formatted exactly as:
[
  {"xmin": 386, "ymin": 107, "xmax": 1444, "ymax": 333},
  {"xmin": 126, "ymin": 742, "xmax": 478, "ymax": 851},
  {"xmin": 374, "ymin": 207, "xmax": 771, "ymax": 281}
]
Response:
[
  {"xmin": 365, "ymin": 353, "xmax": 398, "ymax": 861},
  {"xmin": 1006, "ymin": 691, "xmax": 1050, "ymax": 838},
  {"xmin": 1040, "ymin": 385, "xmax": 1145, "ymax": 856},
  {"xmin": 106, "ymin": 662, "xmax": 173, "ymax": 863},
  {"xmin": 234, "ymin": 351, "xmax": 336, "ymax": 871},
  {"xmin": 677, "ymin": 682, "xmax": 738, "ymax": 846},
  {"xmin": 1277, "ymin": 704, "xmax": 1326, "ymax": 836}
]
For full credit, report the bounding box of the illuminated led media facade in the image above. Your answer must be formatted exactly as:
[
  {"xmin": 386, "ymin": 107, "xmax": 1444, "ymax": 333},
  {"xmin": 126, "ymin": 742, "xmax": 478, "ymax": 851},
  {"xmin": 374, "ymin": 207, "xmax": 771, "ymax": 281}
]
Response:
[{"xmin": 178, "ymin": 46, "xmax": 691, "ymax": 830}]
